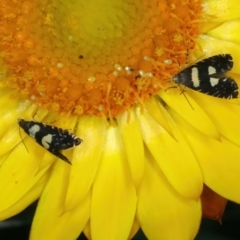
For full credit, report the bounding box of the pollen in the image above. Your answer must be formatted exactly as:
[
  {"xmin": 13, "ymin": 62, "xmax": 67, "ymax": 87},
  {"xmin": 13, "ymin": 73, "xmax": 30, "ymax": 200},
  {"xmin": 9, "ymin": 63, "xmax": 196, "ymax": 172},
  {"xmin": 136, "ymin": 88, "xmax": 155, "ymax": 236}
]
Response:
[
  {"xmin": 173, "ymin": 33, "xmax": 184, "ymax": 43},
  {"xmin": 0, "ymin": 0, "xmax": 202, "ymax": 118}
]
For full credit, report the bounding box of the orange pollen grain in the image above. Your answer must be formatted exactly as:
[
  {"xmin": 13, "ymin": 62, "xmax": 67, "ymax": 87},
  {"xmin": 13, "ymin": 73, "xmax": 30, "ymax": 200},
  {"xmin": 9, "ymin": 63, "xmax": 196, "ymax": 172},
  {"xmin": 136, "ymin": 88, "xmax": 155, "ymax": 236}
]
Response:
[{"xmin": 0, "ymin": 0, "xmax": 203, "ymax": 117}]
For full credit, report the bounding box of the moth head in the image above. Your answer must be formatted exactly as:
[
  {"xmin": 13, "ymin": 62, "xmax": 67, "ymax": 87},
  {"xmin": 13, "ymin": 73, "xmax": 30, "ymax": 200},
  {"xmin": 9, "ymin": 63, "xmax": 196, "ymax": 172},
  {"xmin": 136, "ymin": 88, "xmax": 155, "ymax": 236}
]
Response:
[
  {"xmin": 18, "ymin": 118, "xmax": 25, "ymax": 128},
  {"xmin": 172, "ymin": 75, "xmax": 180, "ymax": 84},
  {"xmin": 74, "ymin": 137, "xmax": 83, "ymax": 146}
]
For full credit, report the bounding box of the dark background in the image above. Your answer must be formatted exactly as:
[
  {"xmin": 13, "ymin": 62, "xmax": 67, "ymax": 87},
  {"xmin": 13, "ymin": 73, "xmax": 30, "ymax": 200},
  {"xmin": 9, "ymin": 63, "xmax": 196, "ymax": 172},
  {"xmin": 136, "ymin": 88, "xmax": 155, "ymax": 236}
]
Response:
[{"xmin": 1, "ymin": 201, "xmax": 240, "ymax": 240}]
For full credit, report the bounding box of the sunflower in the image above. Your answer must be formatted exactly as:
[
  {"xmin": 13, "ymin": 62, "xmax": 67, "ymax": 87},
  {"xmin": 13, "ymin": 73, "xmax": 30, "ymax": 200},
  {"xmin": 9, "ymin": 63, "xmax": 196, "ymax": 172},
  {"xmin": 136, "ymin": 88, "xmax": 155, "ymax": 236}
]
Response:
[{"xmin": 0, "ymin": 0, "xmax": 240, "ymax": 239}]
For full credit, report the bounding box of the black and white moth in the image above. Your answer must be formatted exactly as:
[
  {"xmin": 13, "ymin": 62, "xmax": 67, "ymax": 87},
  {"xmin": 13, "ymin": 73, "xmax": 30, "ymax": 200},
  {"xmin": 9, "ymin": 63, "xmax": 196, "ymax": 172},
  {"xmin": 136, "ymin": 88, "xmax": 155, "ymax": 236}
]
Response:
[
  {"xmin": 18, "ymin": 119, "xmax": 82, "ymax": 165},
  {"xmin": 172, "ymin": 54, "xmax": 239, "ymax": 98}
]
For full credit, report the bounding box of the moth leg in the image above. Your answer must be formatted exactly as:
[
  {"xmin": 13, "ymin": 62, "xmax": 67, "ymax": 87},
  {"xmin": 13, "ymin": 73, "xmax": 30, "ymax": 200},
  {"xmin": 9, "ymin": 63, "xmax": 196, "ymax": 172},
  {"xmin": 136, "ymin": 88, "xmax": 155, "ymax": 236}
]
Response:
[
  {"xmin": 32, "ymin": 107, "xmax": 57, "ymax": 124},
  {"xmin": 179, "ymin": 85, "xmax": 187, "ymax": 95},
  {"xmin": 165, "ymin": 85, "xmax": 178, "ymax": 92},
  {"xmin": 50, "ymin": 149, "xmax": 72, "ymax": 165},
  {"xmin": 185, "ymin": 39, "xmax": 190, "ymax": 66}
]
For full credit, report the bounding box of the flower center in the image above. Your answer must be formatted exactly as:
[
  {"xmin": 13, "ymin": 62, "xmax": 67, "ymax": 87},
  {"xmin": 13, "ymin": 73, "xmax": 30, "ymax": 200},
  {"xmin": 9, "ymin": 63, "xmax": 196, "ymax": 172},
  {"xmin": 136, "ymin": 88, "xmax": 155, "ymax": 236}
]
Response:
[{"xmin": 0, "ymin": 0, "xmax": 202, "ymax": 117}]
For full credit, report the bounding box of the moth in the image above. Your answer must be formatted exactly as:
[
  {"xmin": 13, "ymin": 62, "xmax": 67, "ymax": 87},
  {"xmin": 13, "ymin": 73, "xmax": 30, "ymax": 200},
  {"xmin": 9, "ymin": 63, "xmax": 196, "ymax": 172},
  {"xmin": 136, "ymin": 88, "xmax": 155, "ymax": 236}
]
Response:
[
  {"xmin": 18, "ymin": 119, "xmax": 82, "ymax": 164},
  {"xmin": 172, "ymin": 54, "xmax": 239, "ymax": 98}
]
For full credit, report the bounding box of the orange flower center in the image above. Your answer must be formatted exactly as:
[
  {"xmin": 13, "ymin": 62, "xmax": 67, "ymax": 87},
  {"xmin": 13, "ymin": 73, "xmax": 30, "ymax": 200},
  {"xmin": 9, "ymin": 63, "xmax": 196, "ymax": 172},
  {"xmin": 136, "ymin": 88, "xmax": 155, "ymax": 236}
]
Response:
[{"xmin": 0, "ymin": 0, "xmax": 202, "ymax": 117}]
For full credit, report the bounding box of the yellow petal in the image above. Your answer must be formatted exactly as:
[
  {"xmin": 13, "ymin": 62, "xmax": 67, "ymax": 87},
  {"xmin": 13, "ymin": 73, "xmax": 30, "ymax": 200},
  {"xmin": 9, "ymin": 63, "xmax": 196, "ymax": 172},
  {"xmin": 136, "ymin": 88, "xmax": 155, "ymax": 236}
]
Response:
[
  {"xmin": 0, "ymin": 173, "xmax": 48, "ymax": 220},
  {"xmin": 159, "ymin": 89, "xmax": 220, "ymax": 140},
  {"xmin": 169, "ymin": 108, "xmax": 240, "ymax": 202},
  {"xmin": 136, "ymin": 107, "xmax": 203, "ymax": 199},
  {"xmin": 145, "ymin": 97, "xmax": 174, "ymax": 138},
  {"xmin": 91, "ymin": 126, "xmax": 137, "ymax": 240},
  {"xmin": 203, "ymin": 0, "xmax": 240, "ymax": 21},
  {"xmin": 189, "ymin": 91, "xmax": 240, "ymax": 147},
  {"xmin": 0, "ymin": 152, "xmax": 9, "ymax": 166},
  {"xmin": 118, "ymin": 109, "xmax": 144, "ymax": 189},
  {"xmin": 31, "ymin": 160, "xmax": 90, "ymax": 240},
  {"xmin": 200, "ymin": 22, "xmax": 223, "ymax": 34},
  {"xmin": 0, "ymin": 138, "xmax": 51, "ymax": 214},
  {"xmin": 65, "ymin": 116, "xmax": 106, "ymax": 208},
  {"xmin": 0, "ymin": 103, "xmax": 46, "ymax": 156},
  {"xmin": 207, "ymin": 18, "xmax": 240, "ymax": 45},
  {"xmin": 197, "ymin": 35, "xmax": 240, "ymax": 74},
  {"xmin": 137, "ymin": 149, "xmax": 201, "ymax": 240},
  {"xmin": 83, "ymin": 221, "xmax": 91, "ymax": 239},
  {"xmin": 0, "ymin": 91, "xmax": 19, "ymax": 139},
  {"xmin": 128, "ymin": 218, "xmax": 140, "ymax": 240}
]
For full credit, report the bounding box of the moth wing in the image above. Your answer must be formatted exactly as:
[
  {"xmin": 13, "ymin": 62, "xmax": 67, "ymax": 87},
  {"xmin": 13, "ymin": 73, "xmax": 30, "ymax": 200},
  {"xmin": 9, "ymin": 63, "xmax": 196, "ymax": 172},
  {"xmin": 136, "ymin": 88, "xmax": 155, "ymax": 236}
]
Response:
[
  {"xmin": 188, "ymin": 55, "xmax": 238, "ymax": 98},
  {"xmin": 190, "ymin": 54, "xmax": 232, "ymax": 82},
  {"xmin": 194, "ymin": 76, "xmax": 238, "ymax": 98},
  {"xmin": 49, "ymin": 149, "xmax": 72, "ymax": 165},
  {"xmin": 50, "ymin": 133, "xmax": 76, "ymax": 150},
  {"xmin": 195, "ymin": 54, "xmax": 233, "ymax": 73},
  {"xmin": 204, "ymin": 77, "xmax": 239, "ymax": 98}
]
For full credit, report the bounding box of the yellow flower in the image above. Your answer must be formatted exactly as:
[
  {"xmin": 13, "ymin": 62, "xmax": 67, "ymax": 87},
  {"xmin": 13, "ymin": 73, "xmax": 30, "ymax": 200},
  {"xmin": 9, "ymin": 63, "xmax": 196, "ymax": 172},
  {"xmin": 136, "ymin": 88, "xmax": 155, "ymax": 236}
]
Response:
[{"xmin": 0, "ymin": 0, "xmax": 240, "ymax": 239}]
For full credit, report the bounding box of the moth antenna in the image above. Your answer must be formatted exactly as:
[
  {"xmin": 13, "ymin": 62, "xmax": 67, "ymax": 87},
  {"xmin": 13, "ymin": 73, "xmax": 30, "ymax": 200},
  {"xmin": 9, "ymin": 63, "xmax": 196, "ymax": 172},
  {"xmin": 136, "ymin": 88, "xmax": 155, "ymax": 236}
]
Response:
[
  {"xmin": 178, "ymin": 84, "xmax": 194, "ymax": 110},
  {"xmin": 175, "ymin": 56, "xmax": 182, "ymax": 69},
  {"xmin": 74, "ymin": 118, "xmax": 80, "ymax": 133},
  {"xmin": 42, "ymin": 119, "xmax": 56, "ymax": 125},
  {"xmin": 32, "ymin": 105, "xmax": 39, "ymax": 121},
  {"xmin": 19, "ymin": 126, "xmax": 29, "ymax": 153},
  {"xmin": 185, "ymin": 39, "xmax": 190, "ymax": 66}
]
